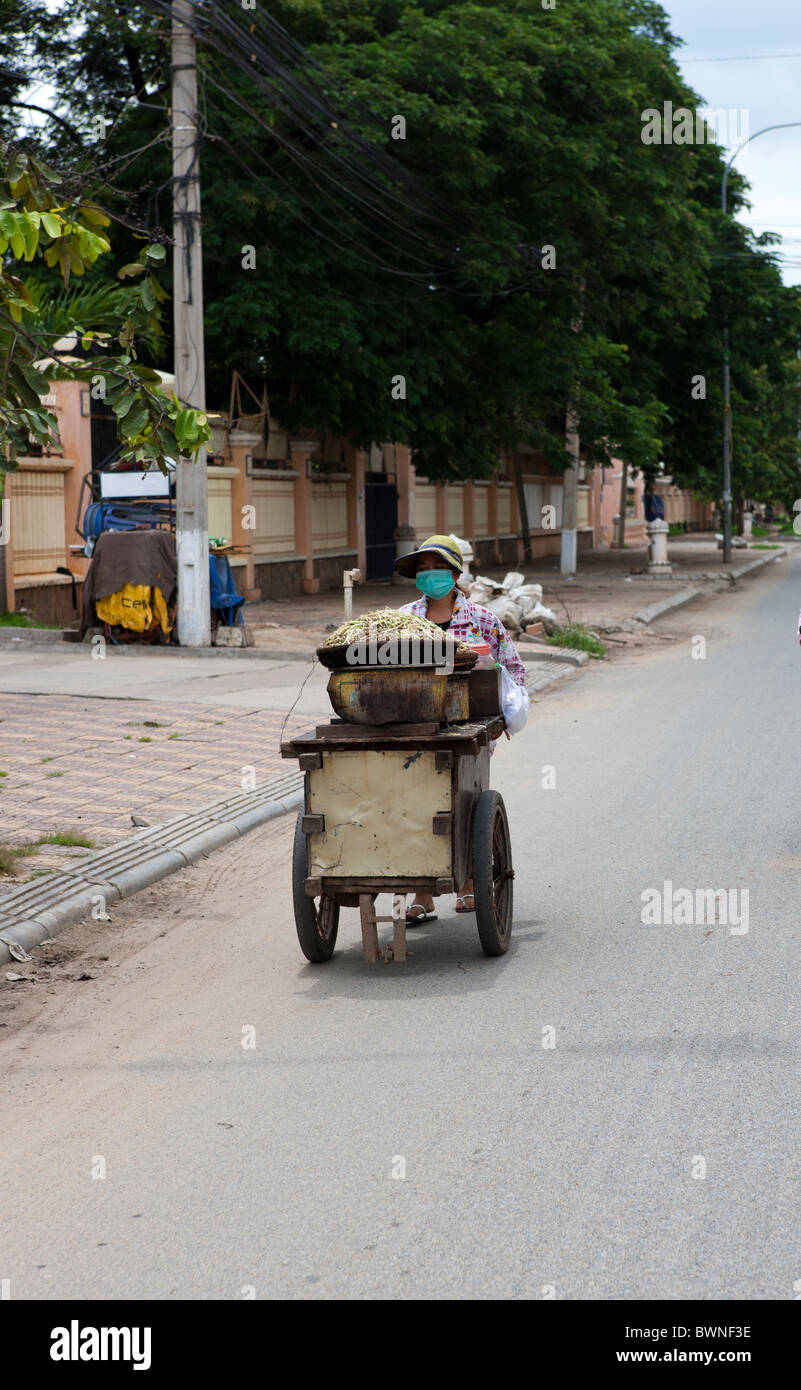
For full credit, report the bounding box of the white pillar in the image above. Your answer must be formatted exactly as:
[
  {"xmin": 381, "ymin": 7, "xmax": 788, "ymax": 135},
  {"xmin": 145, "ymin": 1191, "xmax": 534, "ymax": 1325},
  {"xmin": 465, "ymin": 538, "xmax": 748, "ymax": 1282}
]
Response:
[{"xmin": 646, "ymin": 518, "xmax": 672, "ymax": 575}]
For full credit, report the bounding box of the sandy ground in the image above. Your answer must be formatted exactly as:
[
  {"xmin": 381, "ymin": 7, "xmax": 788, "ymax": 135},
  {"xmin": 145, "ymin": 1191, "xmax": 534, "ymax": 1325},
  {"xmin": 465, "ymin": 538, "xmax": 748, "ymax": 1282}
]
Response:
[
  {"xmin": 0, "ymin": 563, "xmax": 756, "ymax": 1035},
  {"xmin": 1, "ymin": 553, "xmax": 798, "ymax": 1299}
]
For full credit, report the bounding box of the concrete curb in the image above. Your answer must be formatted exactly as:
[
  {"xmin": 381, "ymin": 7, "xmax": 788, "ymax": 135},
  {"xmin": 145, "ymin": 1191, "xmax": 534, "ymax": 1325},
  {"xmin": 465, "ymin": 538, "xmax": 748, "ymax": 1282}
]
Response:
[
  {"xmin": 677, "ymin": 547, "xmax": 787, "ymax": 581},
  {"xmin": 518, "ymin": 642, "xmax": 589, "ymax": 667},
  {"xmin": 632, "ymin": 548, "xmax": 785, "ymax": 624},
  {"xmin": 0, "ymin": 628, "xmax": 66, "ymax": 645},
  {"xmin": 0, "ymin": 774, "xmax": 303, "ymax": 967},
  {"xmin": 633, "ymin": 586, "xmax": 701, "ymax": 624},
  {"xmin": 729, "ymin": 548, "xmax": 786, "ymax": 578},
  {"xmin": 526, "ymin": 661, "xmax": 582, "ymax": 695}
]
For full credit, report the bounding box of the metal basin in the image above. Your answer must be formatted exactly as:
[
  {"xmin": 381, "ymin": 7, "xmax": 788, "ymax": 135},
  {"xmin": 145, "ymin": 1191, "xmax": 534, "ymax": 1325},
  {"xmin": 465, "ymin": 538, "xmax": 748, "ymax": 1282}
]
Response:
[{"xmin": 327, "ymin": 668, "xmax": 451, "ymax": 725}]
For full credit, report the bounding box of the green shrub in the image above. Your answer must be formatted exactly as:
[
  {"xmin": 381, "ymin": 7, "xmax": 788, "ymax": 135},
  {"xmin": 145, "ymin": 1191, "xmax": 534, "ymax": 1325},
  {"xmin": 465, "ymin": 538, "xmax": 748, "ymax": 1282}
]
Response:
[{"xmin": 546, "ymin": 624, "xmax": 606, "ymax": 659}]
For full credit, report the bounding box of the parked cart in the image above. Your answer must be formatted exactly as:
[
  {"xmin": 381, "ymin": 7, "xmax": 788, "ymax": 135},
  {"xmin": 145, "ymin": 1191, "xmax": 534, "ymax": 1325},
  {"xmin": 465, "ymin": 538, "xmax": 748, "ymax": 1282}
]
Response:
[{"xmin": 281, "ymin": 715, "xmax": 514, "ymax": 964}]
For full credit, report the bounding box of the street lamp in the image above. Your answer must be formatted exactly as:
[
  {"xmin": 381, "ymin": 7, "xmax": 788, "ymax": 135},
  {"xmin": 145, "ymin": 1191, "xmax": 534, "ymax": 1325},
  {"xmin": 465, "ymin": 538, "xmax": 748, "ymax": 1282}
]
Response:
[{"xmin": 720, "ymin": 122, "xmax": 801, "ymax": 563}]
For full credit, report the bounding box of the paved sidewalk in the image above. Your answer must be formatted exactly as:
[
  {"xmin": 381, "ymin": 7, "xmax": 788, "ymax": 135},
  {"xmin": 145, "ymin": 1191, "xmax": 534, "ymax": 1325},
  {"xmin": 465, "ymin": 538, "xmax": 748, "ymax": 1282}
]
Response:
[
  {"xmin": 0, "ymin": 692, "xmax": 309, "ymax": 868},
  {"xmin": 0, "ymin": 533, "xmax": 781, "ymax": 886},
  {"xmin": 244, "ymin": 532, "xmax": 781, "ymax": 651}
]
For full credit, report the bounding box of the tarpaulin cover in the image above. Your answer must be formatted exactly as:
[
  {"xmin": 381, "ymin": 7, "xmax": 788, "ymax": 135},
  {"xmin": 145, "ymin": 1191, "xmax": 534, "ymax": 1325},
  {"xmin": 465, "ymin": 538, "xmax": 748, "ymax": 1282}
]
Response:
[
  {"xmin": 81, "ymin": 530, "xmax": 177, "ymax": 635},
  {"xmin": 209, "ymin": 553, "xmax": 244, "ymax": 625}
]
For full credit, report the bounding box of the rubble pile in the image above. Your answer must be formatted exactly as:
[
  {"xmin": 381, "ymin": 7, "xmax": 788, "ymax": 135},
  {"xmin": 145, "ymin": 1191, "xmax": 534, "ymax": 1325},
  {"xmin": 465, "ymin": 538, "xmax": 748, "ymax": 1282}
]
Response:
[{"xmin": 464, "ymin": 572, "xmax": 557, "ymax": 634}]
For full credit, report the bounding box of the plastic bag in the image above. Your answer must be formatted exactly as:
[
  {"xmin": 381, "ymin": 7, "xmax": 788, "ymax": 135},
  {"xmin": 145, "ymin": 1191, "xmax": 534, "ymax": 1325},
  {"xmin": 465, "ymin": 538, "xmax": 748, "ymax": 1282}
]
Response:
[
  {"xmin": 500, "ymin": 665, "xmax": 530, "ymax": 735},
  {"xmin": 485, "ymin": 596, "xmax": 523, "ymax": 632}
]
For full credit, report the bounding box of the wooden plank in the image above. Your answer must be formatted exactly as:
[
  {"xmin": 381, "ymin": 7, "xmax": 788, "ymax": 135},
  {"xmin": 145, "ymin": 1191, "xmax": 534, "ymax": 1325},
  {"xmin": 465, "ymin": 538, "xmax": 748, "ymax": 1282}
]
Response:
[
  {"xmin": 392, "ymin": 894, "xmax": 407, "ymax": 963},
  {"xmin": 314, "ymin": 721, "xmax": 439, "ymax": 740},
  {"xmin": 282, "ymin": 716, "xmax": 504, "ymax": 758},
  {"xmin": 452, "ymin": 745, "xmax": 491, "ymax": 887},
  {"xmin": 320, "ymin": 876, "xmax": 452, "ymax": 894},
  {"xmin": 359, "ymin": 893, "xmax": 379, "ymax": 963},
  {"xmin": 298, "ymin": 752, "xmax": 323, "ymax": 771},
  {"xmin": 467, "ymin": 668, "xmax": 503, "ymax": 718}
]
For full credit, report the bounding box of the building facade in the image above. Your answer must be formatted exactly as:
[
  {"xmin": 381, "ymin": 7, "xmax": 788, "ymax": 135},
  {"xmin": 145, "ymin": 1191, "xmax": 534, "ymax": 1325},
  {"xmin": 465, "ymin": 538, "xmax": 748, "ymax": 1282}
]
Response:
[{"xmin": 1, "ymin": 384, "xmax": 713, "ymax": 622}]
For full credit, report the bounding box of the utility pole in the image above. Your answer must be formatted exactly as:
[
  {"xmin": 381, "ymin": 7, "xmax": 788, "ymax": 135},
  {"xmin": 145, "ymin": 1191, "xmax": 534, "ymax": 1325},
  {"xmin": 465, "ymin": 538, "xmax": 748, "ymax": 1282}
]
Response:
[
  {"xmin": 513, "ymin": 448, "xmax": 533, "ymax": 564},
  {"xmin": 561, "ymin": 279, "xmax": 585, "ymax": 575},
  {"xmin": 616, "ymin": 459, "xmax": 628, "ymax": 548},
  {"xmin": 721, "ymin": 321, "xmax": 732, "ymax": 563},
  {"xmin": 172, "ymin": 0, "xmax": 210, "ymax": 645},
  {"xmin": 560, "ymin": 405, "xmax": 579, "ymax": 574}
]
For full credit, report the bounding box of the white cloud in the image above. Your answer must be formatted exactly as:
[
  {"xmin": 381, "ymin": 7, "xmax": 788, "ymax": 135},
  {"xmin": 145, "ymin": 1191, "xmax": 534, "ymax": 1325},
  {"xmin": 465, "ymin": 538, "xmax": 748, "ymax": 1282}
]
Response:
[{"xmin": 662, "ymin": 0, "xmax": 801, "ymax": 282}]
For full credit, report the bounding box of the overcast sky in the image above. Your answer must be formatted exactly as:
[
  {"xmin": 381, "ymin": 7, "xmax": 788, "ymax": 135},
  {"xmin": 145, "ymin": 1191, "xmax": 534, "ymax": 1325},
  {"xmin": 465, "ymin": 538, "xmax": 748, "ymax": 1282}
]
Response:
[
  {"xmin": 23, "ymin": 1, "xmax": 801, "ymax": 284},
  {"xmin": 661, "ymin": 0, "xmax": 801, "ymax": 282}
]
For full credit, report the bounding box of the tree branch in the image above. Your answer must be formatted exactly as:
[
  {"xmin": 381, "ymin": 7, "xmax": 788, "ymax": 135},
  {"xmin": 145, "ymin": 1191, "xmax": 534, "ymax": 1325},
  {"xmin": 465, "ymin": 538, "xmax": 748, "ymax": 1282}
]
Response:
[
  {"xmin": 5, "ymin": 101, "xmax": 83, "ymax": 144},
  {"xmin": 123, "ymin": 42, "xmax": 149, "ymax": 105}
]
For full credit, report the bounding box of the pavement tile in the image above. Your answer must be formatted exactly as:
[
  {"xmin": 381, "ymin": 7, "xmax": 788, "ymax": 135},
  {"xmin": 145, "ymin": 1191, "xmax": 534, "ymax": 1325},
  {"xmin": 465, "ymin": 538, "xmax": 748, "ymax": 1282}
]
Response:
[{"xmin": 0, "ymin": 687, "xmax": 309, "ymax": 874}]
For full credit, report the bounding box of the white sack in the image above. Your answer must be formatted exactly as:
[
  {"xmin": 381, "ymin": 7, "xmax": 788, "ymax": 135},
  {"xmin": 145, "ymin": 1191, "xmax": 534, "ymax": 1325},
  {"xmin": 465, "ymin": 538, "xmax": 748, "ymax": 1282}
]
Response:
[
  {"xmin": 509, "ymin": 582, "xmax": 543, "ymax": 605},
  {"xmin": 485, "ymin": 596, "xmax": 524, "ymax": 632}
]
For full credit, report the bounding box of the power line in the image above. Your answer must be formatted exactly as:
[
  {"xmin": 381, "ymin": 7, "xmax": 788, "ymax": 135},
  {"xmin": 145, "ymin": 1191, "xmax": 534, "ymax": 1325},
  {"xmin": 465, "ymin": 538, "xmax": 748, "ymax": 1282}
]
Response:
[{"xmin": 683, "ymin": 53, "xmax": 801, "ymax": 64}]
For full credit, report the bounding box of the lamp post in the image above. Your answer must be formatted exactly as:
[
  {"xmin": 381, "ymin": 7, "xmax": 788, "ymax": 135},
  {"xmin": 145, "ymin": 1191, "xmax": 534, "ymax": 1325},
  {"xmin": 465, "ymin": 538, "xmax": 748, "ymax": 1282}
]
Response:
[{"xmin": 720, "ymin": 122, "xmax": 801, "ymax": 563}]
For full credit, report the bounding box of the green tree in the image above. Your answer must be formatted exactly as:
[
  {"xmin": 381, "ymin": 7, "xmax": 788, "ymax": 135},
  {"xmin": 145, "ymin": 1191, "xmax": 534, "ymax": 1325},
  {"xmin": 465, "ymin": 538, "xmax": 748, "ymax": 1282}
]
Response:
[
  {"xmin": 0, "ymin": 142, "xmax": 211, "ymax": 470},
  {"xmin": 7, "ymin": 0, "xmax": 799, "ymax": 508}
]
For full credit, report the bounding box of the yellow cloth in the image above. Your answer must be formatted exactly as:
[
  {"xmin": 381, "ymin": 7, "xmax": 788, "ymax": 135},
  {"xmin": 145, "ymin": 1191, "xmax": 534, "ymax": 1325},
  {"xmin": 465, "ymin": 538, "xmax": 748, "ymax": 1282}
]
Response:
[{"xmin": 96, "ymin": 584, "xmax": 172, "ymax": 635}]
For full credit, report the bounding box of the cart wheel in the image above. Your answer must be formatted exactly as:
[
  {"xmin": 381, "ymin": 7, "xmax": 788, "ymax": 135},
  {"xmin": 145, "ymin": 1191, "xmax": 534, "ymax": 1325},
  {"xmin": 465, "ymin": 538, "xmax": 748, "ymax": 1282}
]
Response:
[
  {"xmin": 292, "ymin": 812, "xmax": 339, "ymax": 962},
  {"xmin": 472, "ymin": 790, "xmax": 514, "ymax": 956}
]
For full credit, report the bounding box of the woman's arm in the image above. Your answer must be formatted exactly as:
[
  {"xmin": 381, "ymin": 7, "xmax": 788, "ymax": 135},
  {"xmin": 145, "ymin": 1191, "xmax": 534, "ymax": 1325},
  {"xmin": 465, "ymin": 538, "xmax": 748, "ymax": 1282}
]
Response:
[{"xmin": 488, "ymin": 617, "xmax": 527, "ymax": 688}]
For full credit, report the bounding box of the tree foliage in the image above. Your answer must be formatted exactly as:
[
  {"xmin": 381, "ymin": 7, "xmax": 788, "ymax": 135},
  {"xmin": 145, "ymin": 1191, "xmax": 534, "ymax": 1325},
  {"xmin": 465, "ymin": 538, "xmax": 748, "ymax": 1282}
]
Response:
[
  {"xmin": 0, "ymin": 143, "xmax": 210, "ymax": 470},
  {"xmin": 3, "ymin": 0, "xmax": 799, "ymax": 505}
]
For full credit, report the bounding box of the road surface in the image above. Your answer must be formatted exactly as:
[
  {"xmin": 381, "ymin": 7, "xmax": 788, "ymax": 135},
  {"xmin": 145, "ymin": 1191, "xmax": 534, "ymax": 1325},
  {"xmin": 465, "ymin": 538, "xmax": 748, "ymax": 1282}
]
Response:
[{"xmin": 1, "ymin": 553, "xmax": 799, "ymax": 1300}]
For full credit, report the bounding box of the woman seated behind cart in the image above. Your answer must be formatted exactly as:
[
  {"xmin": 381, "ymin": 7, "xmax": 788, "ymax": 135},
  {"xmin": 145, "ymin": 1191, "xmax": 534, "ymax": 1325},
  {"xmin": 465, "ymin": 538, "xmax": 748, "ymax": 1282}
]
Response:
[{"xmin": 394, "ymin": 534, "xmax": 526, "ymax": 923}]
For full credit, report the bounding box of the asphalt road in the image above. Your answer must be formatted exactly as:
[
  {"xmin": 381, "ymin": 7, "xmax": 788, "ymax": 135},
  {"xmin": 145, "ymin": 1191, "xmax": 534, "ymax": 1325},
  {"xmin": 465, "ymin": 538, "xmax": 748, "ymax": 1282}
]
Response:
[{"xmin": 2, "ymin": 552, "xmax": 800, "ymax": 1300}]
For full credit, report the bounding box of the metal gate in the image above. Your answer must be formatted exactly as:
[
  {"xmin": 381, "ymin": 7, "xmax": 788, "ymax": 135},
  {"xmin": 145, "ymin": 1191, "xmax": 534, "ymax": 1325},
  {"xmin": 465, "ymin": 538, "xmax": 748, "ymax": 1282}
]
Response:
[
  {"xmin": 364, "ymin": 474, "xmax": 398, "ymax": 580},
  {"xmin": 90, "ymin": 396, "xmax": 121, "ymax": 473}
]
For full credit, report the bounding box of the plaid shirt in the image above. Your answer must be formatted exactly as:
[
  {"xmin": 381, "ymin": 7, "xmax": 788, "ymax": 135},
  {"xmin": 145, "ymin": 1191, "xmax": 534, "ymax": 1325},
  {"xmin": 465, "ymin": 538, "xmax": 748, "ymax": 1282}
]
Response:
[{"xmin": 400, "ymin": 590, "xmax": 527, "ymax": 687}]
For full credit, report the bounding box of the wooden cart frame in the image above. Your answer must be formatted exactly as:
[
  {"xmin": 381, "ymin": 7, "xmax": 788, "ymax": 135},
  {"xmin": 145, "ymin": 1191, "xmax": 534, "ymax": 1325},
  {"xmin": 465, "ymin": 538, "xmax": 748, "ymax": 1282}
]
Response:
[{"xmin": 281, "ymin": 716, "xmax": 514, "ymax": 963}]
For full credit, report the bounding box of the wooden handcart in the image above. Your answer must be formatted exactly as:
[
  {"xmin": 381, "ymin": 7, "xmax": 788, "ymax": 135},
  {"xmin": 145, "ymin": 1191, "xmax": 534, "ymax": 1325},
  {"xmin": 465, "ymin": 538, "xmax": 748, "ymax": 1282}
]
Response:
[{"xmin": 280, "ymin": 715, "xmax": 514, "ymax": 964}]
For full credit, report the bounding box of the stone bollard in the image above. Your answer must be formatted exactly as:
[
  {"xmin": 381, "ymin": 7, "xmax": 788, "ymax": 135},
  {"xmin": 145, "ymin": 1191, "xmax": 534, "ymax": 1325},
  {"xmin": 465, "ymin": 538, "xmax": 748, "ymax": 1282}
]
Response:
[
  {"xmin": 742, "ymin": 512, "xmax": 753, "ymax": 540},
  {"xmin": 647, "ymin": 518, "xmax": 672, "ymax": 575},
  {"xmin": 449, "ymin": 532, "xmax": 474, "ymax": 581},
  {"xmin": 392, "ymin": 522, "xmax": 417, "ymax": 584}
]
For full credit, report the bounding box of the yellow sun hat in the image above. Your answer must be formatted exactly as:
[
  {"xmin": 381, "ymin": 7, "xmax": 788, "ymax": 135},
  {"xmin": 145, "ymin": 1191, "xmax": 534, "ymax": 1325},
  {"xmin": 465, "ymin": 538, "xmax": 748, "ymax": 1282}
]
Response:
[{"xmin": 393, "ymin": 534, "xmax": 464, "ymax": 579}]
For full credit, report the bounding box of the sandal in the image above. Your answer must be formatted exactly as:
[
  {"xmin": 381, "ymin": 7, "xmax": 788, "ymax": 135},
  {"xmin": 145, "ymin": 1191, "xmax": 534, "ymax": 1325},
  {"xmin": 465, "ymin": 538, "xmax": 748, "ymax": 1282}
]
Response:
[
  {"xmin": 406, "ymin": 902, "xmax": 438, "ymax": 924},
  {"xmin": 455, "ymin": 894, "xmax": 475, "ymax": 914}
]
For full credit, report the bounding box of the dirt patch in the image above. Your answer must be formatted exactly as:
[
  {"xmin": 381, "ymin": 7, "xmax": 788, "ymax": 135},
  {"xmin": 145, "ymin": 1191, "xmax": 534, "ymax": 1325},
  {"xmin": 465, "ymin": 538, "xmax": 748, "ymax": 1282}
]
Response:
[{"xmin": 0, "ymin": 818, "xmax": 294, "ymax": 1044}]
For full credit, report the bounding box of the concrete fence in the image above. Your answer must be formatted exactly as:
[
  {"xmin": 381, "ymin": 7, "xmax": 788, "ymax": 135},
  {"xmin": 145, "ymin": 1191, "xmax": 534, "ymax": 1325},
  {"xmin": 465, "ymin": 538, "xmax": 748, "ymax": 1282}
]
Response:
[{"xmin": 3, "ymin": 378, "xmax": 716, "ymax": 620}]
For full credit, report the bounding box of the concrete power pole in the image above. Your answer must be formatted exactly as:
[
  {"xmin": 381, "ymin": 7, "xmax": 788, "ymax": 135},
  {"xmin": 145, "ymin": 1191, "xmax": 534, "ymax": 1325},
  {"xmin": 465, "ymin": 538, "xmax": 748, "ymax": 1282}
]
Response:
[
  {"xmin": 560, "ymin": 408, "xmax": 579, "ymax": 575},
  {"xmin": 172, "ymin": 0, "xmax": 210, "ymax": 645},
  {"xmin": 560, "ymin": 280, "xmax": 585, "ymax": 576}
]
